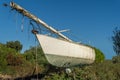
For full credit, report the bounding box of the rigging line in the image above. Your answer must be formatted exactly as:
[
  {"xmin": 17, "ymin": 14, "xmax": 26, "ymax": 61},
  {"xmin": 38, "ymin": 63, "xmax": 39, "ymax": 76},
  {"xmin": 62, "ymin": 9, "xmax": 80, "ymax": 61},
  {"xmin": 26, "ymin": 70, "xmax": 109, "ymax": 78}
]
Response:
[
  {"xmin": 32, "ymin": 20, "xmax": 48, "ymax": 34},
  {"xmin": 38, "ymin": 25, "xmax": 51, "ymax": 33},
  {"xmin": 66, "ymin": 31, "xmax": 82, "ymax": 42},
  {"xmin": 15, "ymin": 12, "xmax": 18, "ymax": 33},
  {"xmin": 36, "ymin": 21, "xmax": 58, "ymax": 36},
  {"xmin": 35, "ymin": 38, "xmax": 38, "ymax": 80},
  {"xmin": 30, "ymin": 20, "xmax": 40, "ymax": 32},
  {"xmin": 27, "ymin": 20, "xmax": 31, "ymax": 41},
  {"xmin": 21, "ymin": 16, "xmax": 25, "ymax": 32},
  {"xmin": 30, "ymin": 20, "xmax": 49, "ymax": 34},
  {"xmin": 66, "ymin": 31, "xmax": 92, "ymax": 45},
  {"xmin": 30, "ymin": 20, "xmax": 36, "ymax": 30},
  {"xmin": 36, "ymin": 23, "xmax": 42, "ymax": 34}
]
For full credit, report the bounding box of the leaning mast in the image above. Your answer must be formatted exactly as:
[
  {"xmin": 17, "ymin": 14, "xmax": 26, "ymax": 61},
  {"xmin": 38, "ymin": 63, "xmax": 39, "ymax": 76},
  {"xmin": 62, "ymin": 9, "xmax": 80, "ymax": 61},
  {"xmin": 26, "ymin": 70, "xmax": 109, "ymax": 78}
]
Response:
[{"xmin": 10, "ymin": 2, "xmax": 72, "ymax": 42}]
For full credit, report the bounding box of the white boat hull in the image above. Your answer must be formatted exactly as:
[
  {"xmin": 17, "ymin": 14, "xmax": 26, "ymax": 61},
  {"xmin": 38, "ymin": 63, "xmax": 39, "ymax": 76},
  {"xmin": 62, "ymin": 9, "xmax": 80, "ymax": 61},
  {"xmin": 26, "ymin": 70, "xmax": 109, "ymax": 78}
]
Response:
[{"xmin": 36, "ymin": 34, "xmax": 95, "ymax": 67}]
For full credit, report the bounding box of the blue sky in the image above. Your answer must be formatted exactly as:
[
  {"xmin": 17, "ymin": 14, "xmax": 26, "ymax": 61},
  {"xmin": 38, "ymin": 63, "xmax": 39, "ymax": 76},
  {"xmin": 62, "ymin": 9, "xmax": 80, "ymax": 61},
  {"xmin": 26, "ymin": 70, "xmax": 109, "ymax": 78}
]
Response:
[{"xmin": 1, "ymin": 0, "xmax": 120, "ymax": 59}]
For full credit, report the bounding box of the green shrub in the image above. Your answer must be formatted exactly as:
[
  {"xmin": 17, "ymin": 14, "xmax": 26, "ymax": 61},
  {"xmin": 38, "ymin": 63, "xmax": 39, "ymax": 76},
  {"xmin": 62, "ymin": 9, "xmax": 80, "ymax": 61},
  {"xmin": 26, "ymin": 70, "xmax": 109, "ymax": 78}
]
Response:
[
  {"xmin": 112, "ymin": 56, "xmax": 120, "ymax": 63},
  {"xmin": 24, "ymin": 46, "xmax": 48, "ymax": 65},
  {"xmin": 6, "ymin": 53, "xmax": 24, "ymax": 66},
  {"xmin": 6, "ymin": 41, "xmax": 22, "ymax": 52},
  {"xmin": 0, "ymin": 44, "xmax": 16, "ymax": 67},
  {"xmin": 93, "ymin": 47, "xmax": 105, "ymax": 63},
  {"xmin": 86, "ymin": 45, "xmax": 105, "ymax": 63}
]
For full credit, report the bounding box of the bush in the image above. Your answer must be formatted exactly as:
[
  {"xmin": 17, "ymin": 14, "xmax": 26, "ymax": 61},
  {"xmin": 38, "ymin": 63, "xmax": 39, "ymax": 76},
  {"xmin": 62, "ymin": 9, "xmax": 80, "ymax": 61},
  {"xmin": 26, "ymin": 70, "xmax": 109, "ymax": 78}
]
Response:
[
  {"xmin": 6, "ymin": 53, "xmax": 24, "ymax": 66},
  {"xmin": 93, "ymin": 47, "xmax": 105, "ymax": 63},
  {"xmin": 6, "ymin": 41, "xmax": 22, "ymax": 52},
  {"xmin": 0, "ymin": 43, "xmax": 16, "ymax": 67},
  {"xmin": 86, "ymin": 45, "xmax": 105, "ymax": 63},
  {"xmin": 24, "ymin": 46, "xmax": 48, "ymax": 65},
  {"xmin": 112, "ymin": 56, "xmax": 120, "ymax": 63}
]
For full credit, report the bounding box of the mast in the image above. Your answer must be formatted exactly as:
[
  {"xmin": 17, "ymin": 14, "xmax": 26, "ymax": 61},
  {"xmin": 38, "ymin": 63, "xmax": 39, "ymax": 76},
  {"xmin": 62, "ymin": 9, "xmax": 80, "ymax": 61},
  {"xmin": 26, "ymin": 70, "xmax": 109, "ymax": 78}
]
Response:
[{"xmin": 10, "ymin": 2, "xmax": 72, "ymax": 42}]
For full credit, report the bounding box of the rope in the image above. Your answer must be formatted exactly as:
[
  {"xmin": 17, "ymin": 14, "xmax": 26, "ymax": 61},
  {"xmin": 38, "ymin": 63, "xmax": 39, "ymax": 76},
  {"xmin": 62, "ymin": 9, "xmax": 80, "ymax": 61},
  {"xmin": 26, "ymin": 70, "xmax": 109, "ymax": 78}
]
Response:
[
  {"xmin": 35, "ymin": 38, "xmax": 38, "ymax": 80},
  {"xmin": 27, "ymin": 21, "xmax": 31, "ymax": 41},
  {"xmin": 21, "ymin": 16, "xmax": 24, "ymax": 32},
  {"xmin": 15, "ymin": 12, "xmax": 18, "ymax": 33}
]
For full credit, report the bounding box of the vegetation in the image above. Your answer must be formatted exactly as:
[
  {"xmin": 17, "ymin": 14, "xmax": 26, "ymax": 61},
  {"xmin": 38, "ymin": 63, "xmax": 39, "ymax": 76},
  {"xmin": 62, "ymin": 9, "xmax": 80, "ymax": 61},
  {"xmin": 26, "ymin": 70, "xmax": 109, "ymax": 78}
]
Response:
[
  {"xmin": 23, "ymin": 46, "xmax": 48, "ymax": 66},
  {"xmin": 43, "ymin": 60, "xmax": 120, "ymax": 80},
  {"xmin": 93, "ymin": 47, "xmax": 105, "ymax": 63},
  {"xmin": 6, "ymin": 41, "xmax": 22, "ymax": 52},
  {"xmin": 86, "ymin": 45, "xmax": 105, "ymax": 63},
  {"xmin": 112, "ymin": 56, "xmax": 120, "ymax": 63},
  {"xmin": 0, "ymin": 40, "xmax": 120, "ymax": 80},
  {"xmin": 0, "ymin": 41, "xmax": 48, "ymax": 79},
  {"xmin": 0, "ymin": 41, "xmax": 38, "ymax": 78},
  {"xmin": 112, "ymin": 27, "xmax": 120, "ymax": 56}
]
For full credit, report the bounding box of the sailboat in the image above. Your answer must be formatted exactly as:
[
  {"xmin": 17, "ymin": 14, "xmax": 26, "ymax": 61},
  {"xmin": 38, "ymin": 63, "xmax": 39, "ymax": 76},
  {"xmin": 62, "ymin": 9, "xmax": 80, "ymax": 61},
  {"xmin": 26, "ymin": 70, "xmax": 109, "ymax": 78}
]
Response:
[{"xmin": 9, "ymin": 2, "xmax": 95, "ymax": 67}]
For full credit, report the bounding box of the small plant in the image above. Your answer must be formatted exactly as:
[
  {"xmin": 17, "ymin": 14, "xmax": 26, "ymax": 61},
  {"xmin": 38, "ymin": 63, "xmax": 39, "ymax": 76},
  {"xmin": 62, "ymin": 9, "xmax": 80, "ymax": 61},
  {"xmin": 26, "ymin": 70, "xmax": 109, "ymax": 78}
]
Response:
[{"xmin": 112, "ymin": 56, "xmax": 120, "ymax": 63}]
